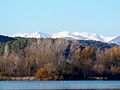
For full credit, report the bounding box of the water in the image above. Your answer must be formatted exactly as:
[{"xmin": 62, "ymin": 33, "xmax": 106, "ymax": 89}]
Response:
[{"xmin": 0, "ymin": 80, "xmax": 120, "ymax": 90}]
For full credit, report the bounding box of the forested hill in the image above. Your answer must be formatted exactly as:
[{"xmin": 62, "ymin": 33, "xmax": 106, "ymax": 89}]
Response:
[
  {"xmin": 0, "ymin": 38, "xmax": 120, "ymax": 80},
  {"xmin": 0, "ymin": 38, "xmax": 117, "ymax": 56},
  {"xmin": 0, "ymin": 35, "xmax": 16, "ymax": 42}
]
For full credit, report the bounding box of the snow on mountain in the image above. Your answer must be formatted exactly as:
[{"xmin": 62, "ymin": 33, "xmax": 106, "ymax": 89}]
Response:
[
  {"xmin": 29, "ymin": 32, "xmax": 51, "ymax": 38},
  {"xmin": 73, "ymin": 32, "xmax": 104, "ymax": 41},
  {"xmin": 52, "ymin": 31, "xmax": 72, "ymax": 38},
  {"xmin": 51, "ymin": 31, "xmax": 86, "ymax": 40},
  {"xmin": 11, "ymin": 32, "xmax": 51, "ymax": 38},
  {"xmin": 100, "ymin": 35, "xmax": 116, "ymax": 42},
  {"xmin": 52, "ymin": 31, "xmax": 115, "ymax": 43},
  {"xmin": 12, "ymin": 33, "xmax": 29, "ymax": 38},
  {"xmin": 11, "ymin": 31, "xmax": 119, "ymax": 45},
  {"xmin": 109, "ymin": 36, "xmax": 120, "ymax": 45}
]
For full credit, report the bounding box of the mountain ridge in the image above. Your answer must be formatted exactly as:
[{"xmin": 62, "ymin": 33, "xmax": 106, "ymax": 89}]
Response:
[
  {"xmin": 0, "ymin": 35, "xmax": 16, "ymax": 42},
  {"xmin": 10, "ymin": 31, "xmax": 119, "ymax": 45}
]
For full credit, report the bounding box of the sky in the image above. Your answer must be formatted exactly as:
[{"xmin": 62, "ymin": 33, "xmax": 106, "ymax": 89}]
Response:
[{"xmin": 0, "ymin": 0, "xmax": 120, "ymax": 36}]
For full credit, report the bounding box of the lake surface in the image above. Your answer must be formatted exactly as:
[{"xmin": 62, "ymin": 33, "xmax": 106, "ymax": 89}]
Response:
[{"xmin": 0, "ymin": 80, "xmax": 120, "ymax": 90}]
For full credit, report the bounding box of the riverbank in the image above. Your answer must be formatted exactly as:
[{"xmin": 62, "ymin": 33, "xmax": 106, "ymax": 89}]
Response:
[
  {"xmin": 0, "ymin": 76, "xmax": 109, "ymax": 80},
  {"xmin": 0, "ymin": 76, "xmax": 35, "ymax": 80}
]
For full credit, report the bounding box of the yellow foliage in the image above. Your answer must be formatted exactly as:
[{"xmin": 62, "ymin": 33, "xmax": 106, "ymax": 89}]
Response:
[
  {"xmin": 35, "ymin": 67, "xmax": 48, "ymax": 79},
  {"xmin": 0, "ymin": 72, "xmax": 6, "ymax": 77},
  {"xmin": 35, "ymin": 67, "xmax": 55, "ymax": 80},
  {"xmin": 75, "ymin": 48, "xmax": 81, "ymax": 57},
  {"xmin": 75, "ymin": 46, "xmax": 96, "ymax": 60},
  {"xmin": 110, "ymin": 46, "xmax": 120, "ymax": 57}
]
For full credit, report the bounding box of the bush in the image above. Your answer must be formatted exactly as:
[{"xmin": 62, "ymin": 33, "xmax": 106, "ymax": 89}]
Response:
[
  {"xmin": 0, "ymin": 72, "xmax": 6, "ymax": 77},
  {"xmin": 35, "ymin": 67, "xmax": 56, "ymax": 80}
]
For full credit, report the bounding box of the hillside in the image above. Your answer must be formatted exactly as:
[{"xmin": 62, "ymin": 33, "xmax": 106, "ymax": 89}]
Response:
[
  {"xmin": 0, "ymin": 38, "xmax": 120, "ymax": 80},
  {"xmin": 0, "ymin": 38, "xmax": 117, "ymax": 56},
  {"xmin": 0, "ymin": 35, "xmax": 16, "ymax": 42}
]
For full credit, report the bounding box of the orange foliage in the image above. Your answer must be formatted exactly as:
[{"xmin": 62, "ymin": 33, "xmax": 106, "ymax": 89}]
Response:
[{"xmin": 35, "ymin": 67, "xmax": 55, "ymax": 80}]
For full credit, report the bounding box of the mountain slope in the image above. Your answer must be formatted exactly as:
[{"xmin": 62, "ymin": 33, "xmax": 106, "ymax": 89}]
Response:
[
  {"xmin": 0, "ymin": 35, "xmax": 16, "ymax": 42},
  {"xmin": 52, "ymin": 31, "xmax": 115, "ymax": 43},
  {"xmin": 0, "ymin": 38, "xmax": 117, "ymax": 56},
  {"xmin": 11, "ymin": 32, "xmax": 51, "ymax": 38},
  {"xmin": 52, "ymin": 31, "xmax": 87, "ymax": 40},
  {"xmin": 11, "ymin": 31, "xmax": 119, "ymax": 45},
  {"xmin": 109, "ymin": 36, "xmax": 120, "ymax": 45},
  {"xmin": 73, "ymin": 32, "xmax": 103, "ymax": 41}
]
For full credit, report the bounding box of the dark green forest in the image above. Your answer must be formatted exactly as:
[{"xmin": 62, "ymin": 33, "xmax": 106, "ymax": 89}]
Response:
[{"xmin": 0, "ymin": 36, "xmax": 120, "ymax": 80}]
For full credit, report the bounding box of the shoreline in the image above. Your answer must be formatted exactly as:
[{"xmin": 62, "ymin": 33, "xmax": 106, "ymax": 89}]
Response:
[
  {"xmin": 0, "ymin": 76, "xmax": 111, "ymax": 81},
  {"xmin": 0, "ymin": 76, "xmax": 35, "ymax": 80}
]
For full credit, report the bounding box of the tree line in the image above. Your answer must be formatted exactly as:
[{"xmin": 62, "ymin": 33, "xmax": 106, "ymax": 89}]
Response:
[{"xmin": 0, "ymin": 38, "xmax": 120, "ymax": 80}]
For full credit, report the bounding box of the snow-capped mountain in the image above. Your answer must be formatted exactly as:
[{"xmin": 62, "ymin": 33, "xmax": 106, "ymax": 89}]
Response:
[
  {"xmin": 11, "ymin": 31, "xmax": 119, "ymax": 45},
  {"xmin": 73, "ymin": 32, "xmax": 115, "ymax": 42},
  {"xmin": 11, "ymin": 32, "xmax": 51, "ymax": 38},
  {"xmin": 109, "ymin": 36, "xmax": 120, "ymax": 45},
  {"xmin": 52, "ymin": 31, "xmax": 87, "ymax": 40},
  {"xmin": 51, "ymin": 31, "xmax": 115, "ymax": 42},
  {"xmin": 73, "ymin": 32, "xmax": 103, "ymax": 41}
]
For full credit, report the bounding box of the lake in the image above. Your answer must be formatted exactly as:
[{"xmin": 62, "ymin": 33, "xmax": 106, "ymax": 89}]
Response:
[{"xmin": 0, "ymin": 80, "xmax": 120, "ymax": 89}]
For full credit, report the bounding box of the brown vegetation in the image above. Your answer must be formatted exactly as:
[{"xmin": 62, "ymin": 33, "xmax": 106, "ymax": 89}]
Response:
[{"xmin": 0, "ymin": 39, "xmax": 120, "ymax": 80}]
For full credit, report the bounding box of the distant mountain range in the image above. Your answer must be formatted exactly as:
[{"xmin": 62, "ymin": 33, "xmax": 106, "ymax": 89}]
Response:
[
  {"xmin": 10, "ymin": 31, "xmax": 120, "ymax": 45},
  {"xmin": 109, "ymin": 36, "xmax": 120, "ymax": 45},
  {"xmin": 11, "ymin": 32, "xmax": 51, "ymax": 38}
]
